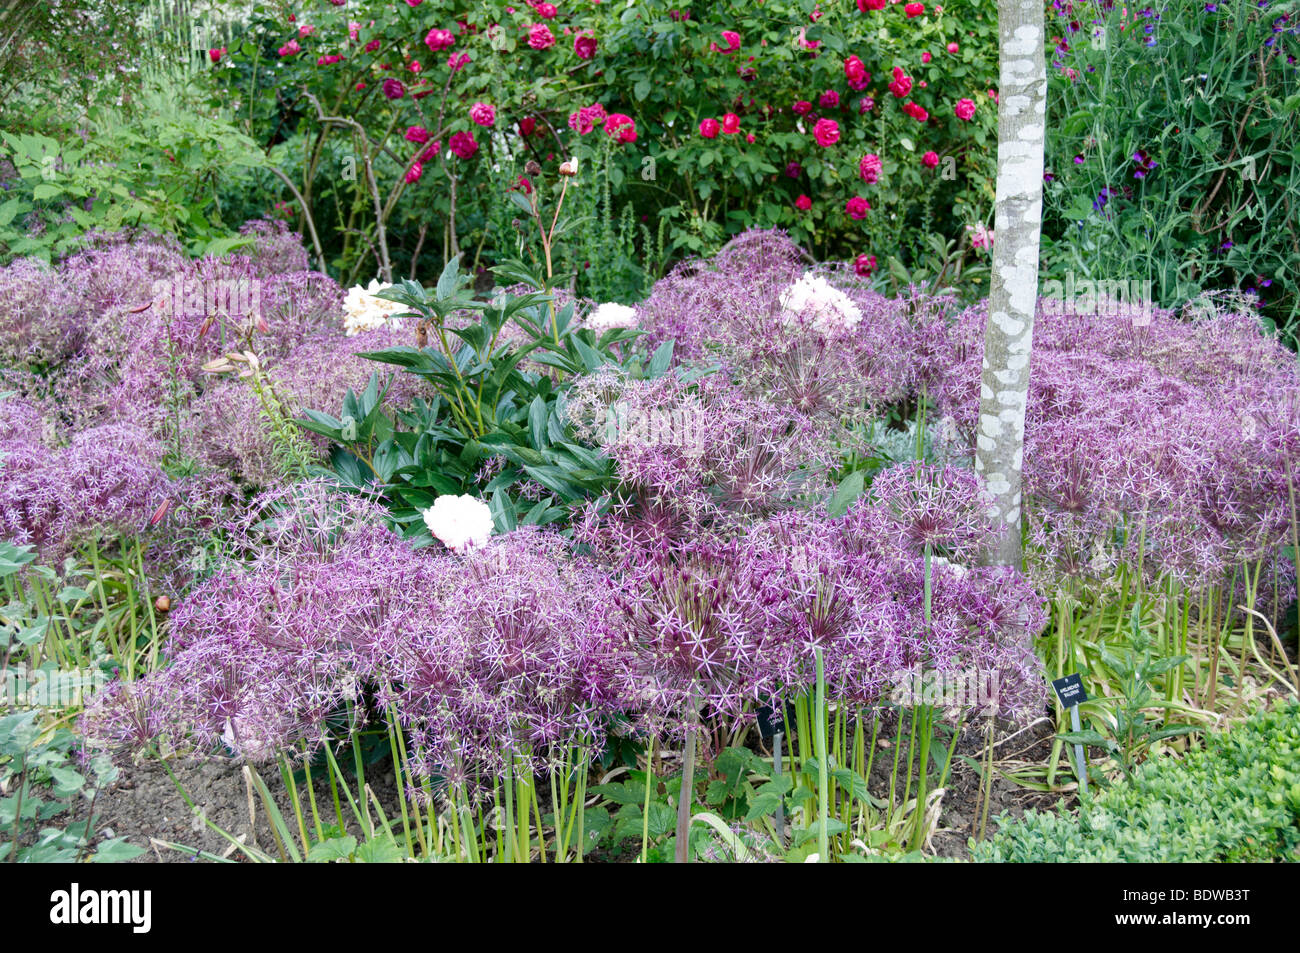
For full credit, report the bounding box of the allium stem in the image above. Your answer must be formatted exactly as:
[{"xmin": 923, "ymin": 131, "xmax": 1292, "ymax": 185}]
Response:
[
  {"xmin": 575, "ymin": 759, "xmax": 586, "ymax": 865},
  {"xmin": 674, "ymin": 692, "xmax": 700, "ymax": 863},
  {"xmin": 278, "ymin": 755, "xmax": 312, "ymax": 859},
  {"xmin": 814, "ymin": 646, "xmax": 829, "ymax": 862},
  {"xmin": 1286, "ymin": 460, "xmax": 1299, "ymax": 621},
  {"xmin": 909, "ymin": 704, "xmax": 933, "ymax": 851},
  {"xmin": 302, "ymin": 744, "xmax": 324, "ymax": 844},
  {"xmin": 641, "ymin": 737, "xmax": 655, "ymax": 863},
  {"xmin": 923, "ymin": 543, "xmax": 933, "ymax": 631},
  {"xmin": 503, "ymin": 756, "xmax": 516, "ymax": 863},
  {"xmin": 385, "ymin": 707, "xmax": 414, "ymax": 858}
]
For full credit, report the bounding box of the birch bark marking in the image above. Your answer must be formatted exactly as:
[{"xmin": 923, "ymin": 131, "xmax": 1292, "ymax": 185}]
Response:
[{"xmin": 976, "ymin": 0, "xmax": 1046, "ymax": 567}]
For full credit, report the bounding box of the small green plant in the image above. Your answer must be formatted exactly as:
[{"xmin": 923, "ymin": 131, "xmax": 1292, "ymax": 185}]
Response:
[
  {"xmin": 0, "ymin": 542, "xmax": 146, "ymax": 863},
  {"xmin": 298, "ymin": 253, "xmax": 688, "ymax": 540},
  {"xmin": 1059, "ymin": 602, "xmax": 1197, "ymax": 778},
  {"xmin": 0, "ymin": 710, "xmax": 141, "ymax": 863},
  {"xmin": 974, "ymin": 699, "xmax": 1300, "ymax": 863}
]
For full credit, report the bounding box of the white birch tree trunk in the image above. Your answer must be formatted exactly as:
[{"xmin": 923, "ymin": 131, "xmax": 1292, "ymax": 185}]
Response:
[{"xmin": 975, "ymin": 0, "xmax": 1047, "ymax": 567}]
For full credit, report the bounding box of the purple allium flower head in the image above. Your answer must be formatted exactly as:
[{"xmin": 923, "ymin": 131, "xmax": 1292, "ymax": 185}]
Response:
[
  {"xmin": 84, "ymin": 490, "xmax": 629, "ymax": 792},
  {"xmin": 238, "ymin": 218, "xmax": 313, "ymax": 275},
  {"xmin": 867, "ymin": 461, "xmax": 997, "ymax": 559},
  {"xmin": 0, "ymin": 413, "xmax": 172, "ymax": 554},
  {"xmin": 637, "ymin": 228, "xmax": 938, "ymax": 440},
  {"xmin": 566, "ymin": 369, "xmax": 832, "ymax": 548},
  {"xmin": 0, "ymin": 258, "xmax": 87, "ymax": 366},
  {"xmin": 928, "ymin": 293, "xmax": 1300, "ymax": 591},
  {"xmin": 189, "ymin": 323, "xmax": 423, "ymax": 487}
]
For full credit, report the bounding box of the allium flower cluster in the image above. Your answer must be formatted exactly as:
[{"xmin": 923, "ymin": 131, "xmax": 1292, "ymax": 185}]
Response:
[
  {"xmin": 929, "ymin": 295, "xmax": 1300, "ymax": 590},
  {"xmin": 637, "ymin": 229, "xmax": 938, "ymax": 435},
  {"xmin": 756, "ymin": 510, "xmax": 1043, "ymax": 719},
  {"xmin": 567, "ymin": 370, "xmax": 831, "ymax": 551},
  {"xmin": 0, "ymin": 409, "xmax": 172, "ymax": 554},
  {"xmin": 390, "ymin": 530, "xmax": 628, "ymax": 783},
  {"xmin": 0, "ymin": 258, "xmax": 87, "ymax": 366},
  {"xmin": 82, "ymin": 484, "xmax": 440, "ymax": 763},
  {"xmin": 83, "ymin": 489, "xmax": 628, "ymax": 790}
]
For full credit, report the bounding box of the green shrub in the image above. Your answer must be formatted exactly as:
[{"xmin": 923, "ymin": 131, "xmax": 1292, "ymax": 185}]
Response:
[{"xmin": 972, "ymin": 700, "xmax": 1300, "ymax": 863}]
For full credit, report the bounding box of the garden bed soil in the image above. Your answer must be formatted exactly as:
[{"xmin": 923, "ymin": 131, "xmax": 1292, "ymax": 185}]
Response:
[{"xmin": 65, "ymin": 715, "xmax": 1064, "ymax": 863}]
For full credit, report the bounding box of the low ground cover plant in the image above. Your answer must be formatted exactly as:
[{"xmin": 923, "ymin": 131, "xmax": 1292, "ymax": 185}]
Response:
[{"xmin": 973, "ymin": 699, "xmax": 1300, "ymax": 863}]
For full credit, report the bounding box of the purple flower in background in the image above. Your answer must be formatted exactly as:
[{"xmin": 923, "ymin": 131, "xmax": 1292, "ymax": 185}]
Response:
[
  {"xmin": 382, "ymin": 78, "xmax": 406, "ymax": 100},
  {"xmin": 926, "ymin": 291, "xmax": 1300, "ymax": 593},
  {"xmin": 1132, "ymin": 148, "xmax": 1158, "ymax": 179}
]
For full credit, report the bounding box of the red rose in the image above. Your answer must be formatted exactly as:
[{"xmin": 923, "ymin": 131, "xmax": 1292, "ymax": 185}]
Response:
[
  {"xmin": 424, "ymin": 28, "xmax": 455, "ymax": 52},
  {"xmin": 573, "ymin": 32, "xmax": 597, "ymax": 59},
  {"xmin": 795, "ymin": 194, "xmax": 812, "ymax": 211},
  {"xmin": 813, "ymin": 118, "xmax": 840, "ymax": 147},
  {"xmin": 889, "ymin": 67, "xmax": 913, "ymax": 98},
  {"xmin": 528, "ymin": 24, "xmax": 556, "ymax": 49},
  {"xmin": 721, "ymin": 112, "xmax": 741, "ymax": 134},
  {"xmin": 858, "ymin": 153, "xmax": 882, "ymax": 184},
  {"xmin": 711, "ymin": 30, "xmax": 741, "ymax": 54},
  {"xmin": 449, "ymin": 131, "xmax": 478, "ymax": 159},
  {"xmin": 699, "ymin": 118, "xmax": 721, "ymax": 138},
  {"xmin": 845, "ymin": 196, "xmax": 871, "ymax": 219},
  {"xmin": 605, "ymin": 113, "xmax": 637, "ymax": 142}
]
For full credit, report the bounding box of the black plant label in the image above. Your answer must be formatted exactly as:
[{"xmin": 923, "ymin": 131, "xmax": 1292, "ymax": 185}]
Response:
[{"xmin": 1051, "ymin": 673, "xmax": 1088, "ymax": 708}]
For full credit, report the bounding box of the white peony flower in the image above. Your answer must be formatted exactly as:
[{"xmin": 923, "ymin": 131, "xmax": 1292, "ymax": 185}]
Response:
[
  {"xmin": 586, "ymin": 302, "xmax": 639, "ymax": 331},
  {"xmin": 422, "ymin": 494, "xmax": 494, "ymax": 552},
  {"xmin": 342, "ymin": 278, "xmax": 405, "ymax": 337},
  {"xmin": 778, "ymin": 273, "xmax": 863, "ymax": 334}
]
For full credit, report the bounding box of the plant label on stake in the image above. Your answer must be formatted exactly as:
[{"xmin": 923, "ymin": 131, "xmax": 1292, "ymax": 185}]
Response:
[
  {"xmin": 757, "ymin": 703, "xmax": 788, "ymax": 844},
  {"xmin": 1051, "ymin": 674, "xmax": 1089, "ymax": 796}
]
